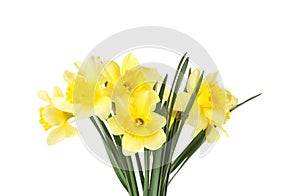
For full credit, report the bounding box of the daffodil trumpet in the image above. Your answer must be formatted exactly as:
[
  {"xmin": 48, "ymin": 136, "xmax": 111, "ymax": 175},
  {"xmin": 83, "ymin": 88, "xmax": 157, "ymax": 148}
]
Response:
[{"xmin": 38, "ymin": 53, "xmax": 260, "ymax": 196}]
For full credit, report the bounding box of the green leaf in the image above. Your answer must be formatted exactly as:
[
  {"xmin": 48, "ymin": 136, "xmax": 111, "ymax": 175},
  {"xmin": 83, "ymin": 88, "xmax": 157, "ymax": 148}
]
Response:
[
  {"xmin": 135, "ymin": 153, "xmax": 144, "ymax": 189},
  {"xmin": 143, "ymin": 148, "xmax": 151, "ymax": 196},
  {"xmin": 89, "ymin": 117, "xmax": 128, "ymax": 192},
  {"xmin": 230, "ymin": 93, "xmax": 262, "ymax": 112},
  {"xmin": 166, "ymin": 57, "xmax": 189, "ymax": 130},
  {"xmin": 170, "ymin": 130, "xmax": 206, "ymax": 173},
  {"xmin": 126, "ymin": 156, "xmax": 139, "ymax": 196},
  {"xmin": 149, "ymin": 149, "xmax": 163, "ymax": 196}
]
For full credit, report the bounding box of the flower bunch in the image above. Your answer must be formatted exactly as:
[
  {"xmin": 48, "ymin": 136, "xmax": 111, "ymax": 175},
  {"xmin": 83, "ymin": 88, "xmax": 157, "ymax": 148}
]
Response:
[{"xmin": 38, "ymin": 53, "xmax": 260, "ymax": 196}]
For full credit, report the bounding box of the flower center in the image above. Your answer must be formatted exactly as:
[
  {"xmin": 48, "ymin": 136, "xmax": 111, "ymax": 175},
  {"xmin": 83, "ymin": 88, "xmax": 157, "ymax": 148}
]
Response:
[
  {"xmin": 135, "ymin": 118, "xmax": 144, "ymax": 126},
  {"xmin": 123, "ymin": 81, "xmax": 134, "ymax": 91}
]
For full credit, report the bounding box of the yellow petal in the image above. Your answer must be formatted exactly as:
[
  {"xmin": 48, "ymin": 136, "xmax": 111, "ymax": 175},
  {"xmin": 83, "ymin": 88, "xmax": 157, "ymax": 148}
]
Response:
[
  {"xmin": 102, "ymin": 61, "xmax": 121, "ymax": 85},
  {"xmin": 205, "ymin": 72, "xmax": 218, "ymax": 84},
  {"xmin": 73, "ymin": 104, "xmax": 93, "ymax": 119},
  {"xmin": 39, "ymin": 107, "xmax": 52, "ymax": 131},
  {"xmin": 205, "ymin": 125, "xmax": 220, "ymax": 143},
  {"xmin": 136, "ymin": 66, "xmax": 162, "ymax": 87},
  {"xmin": 107, "ymin": 116, "xmax": 124, "ymax": 135},
  {"xmin": 94, "ymin": 96, "xmax": 111, "ymax": 120},
  {"xmin": 46, "ymin": 122, "xmax": 77, "ymax": 145},
  {"xmin": 47, "ymin": 125, "xmax": 66, "ymax": 145},
  {"xmin": 190, "ymin": 109, "xmax": 208, "ymax": 137},
  {"xmin": 122, "ymin": 133, "xmax": 142, "ymax": 156},
  {"xmin": 65, "ymin": 122, "xmax": 78, "ymax": 137},
  {"xmin": 186, "ymin": 103, "xmax": 202, "ymax": 127},
  {"xmin": 114, "ymin": 95, "xmax": 130, "ymax": 119},
  {"xmin": 174, "ymin": 92, "xmax": 190, "ymax": 111},
  {"xmin": 37, "ymin": 90, "xmax": 50, "ymax": 102},
  {"xmin": 203, "ymin": 108, "xmax": 225, "ymax": 126},
  {"xmin": 79, "ymin": 56, "xmax": 105, "ymax": 85},
  {"xmin": 144, "ymin": 112, "xmax": 166, "ymax": 135},
  {"xmin": 144, "ymin": 129, "xmax": 166, "ymax": 150},
  {"xmin": 225, "ymin": 89, "xmax": 238, "ymax": 111},
  {"xmin": 42, "ymin": 105, "xmax": 69, "ymax": 126},
  {"xmin": 122, "ymin": 53, "xmax": 139, "ymax": 74},
  {"xmin": 51, "ymin": 97, "xmax": 73, "ymax": 113},
  {"xmin": 116, "ymin": 111, "xmax": 166, "ymax": 137},
  {"xmin": 63, "ymin": 70, "xmax": 76, "ymax": 84},
  {"xmin": 187, "ymin": 69, "xmax": 200, "ymax": 92},
  {"xmin": 129, "ymin": 89, "xmax": 160, "ymax": 120},
  {"xmin": 53, "ymin": 86, "xmax": 64, "ymax": 97}
]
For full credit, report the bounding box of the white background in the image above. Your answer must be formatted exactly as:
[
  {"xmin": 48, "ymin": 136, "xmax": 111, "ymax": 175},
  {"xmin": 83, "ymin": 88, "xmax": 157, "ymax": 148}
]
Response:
[{"xmin": 1, "ymin": 0, "xmax": 299, "ymax": 195}]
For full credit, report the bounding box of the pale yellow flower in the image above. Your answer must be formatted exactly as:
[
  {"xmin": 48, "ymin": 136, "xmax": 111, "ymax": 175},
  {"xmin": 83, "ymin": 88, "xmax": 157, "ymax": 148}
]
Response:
[
  {"xmin": 103, "ymin": 53, "xmax": 162, "ymax": 100},
  {"xmin": 107, "ymin": 87, "xmax": 166, "ymax": 156},
  {"xmin": 175, "ymin": 69, "xmax": 238, "ymax": 142},
  {"xmin": 64, "ymin": 54, "xmax": 161, "ymax": 120},
  {"xmin": 38, "ymin": 87, "xmax": 78, "ymax": 145},
  {"xmin": 67, "ymin": 56, "xmax": 113, "ymax": 120}
]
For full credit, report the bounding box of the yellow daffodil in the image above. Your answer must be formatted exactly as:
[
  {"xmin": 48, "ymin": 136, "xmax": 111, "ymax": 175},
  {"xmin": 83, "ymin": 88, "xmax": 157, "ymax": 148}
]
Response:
[
  {"xmin": 175, "ymin": 69, "xmax": 238, "ymax": 142},
  {"xmin": 107, "ymin": 87, "xmax": 166, "ymax": 156},
  {"xmin": 67, "ymin": 56, "xmax": 114, "ymax": 120},
  {"xmin": 38, "ymin": 86, "xmax": 78, "ymax": 145},
  {"xmin": 64, "ymin": 54, "xmax": 161, "ymax": 120},
  {"xmin": 103, "ymin": 53, "xmax": 162, "ymax": 100}
]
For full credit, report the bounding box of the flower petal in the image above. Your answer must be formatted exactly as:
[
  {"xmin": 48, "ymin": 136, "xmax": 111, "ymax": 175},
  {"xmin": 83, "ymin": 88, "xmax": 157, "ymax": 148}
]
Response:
[
  {"xmin": 174, "ymin": 92, "xmax": 190, "ymax": 111},
  {"xmin": 79, "ymin": 56, "xmax": 105, "ymax": 85},
  {"xmin": 64, "ymin": 122, "xmax": 78, "ymax": 137},
  {"xmin": 63, "ymin": 70, "xmax": 76, "ymax": 84},
  {"xmin": 206, "ymin": 125, "xmax": 220, "ymax": 143},
  {"xmin": 103, "ymin": 61, "xmax": 121, "ymax": 85},
  {"xmin": 37, "ymin": 90, "xmax": 50, "ymax": 102},
  {"xmin": 107, "ymin": 116, "xmax": 124, "ymax": 135},
  {"xmin": 94, "ymin": 96, "xmax": 112, "ymax": 120},
  {"xmin": 42, "ymin": 105, "xmax": 67, "ymax": 126},
  {"xmin": 122, "ymin": 133, "xmax": 142, "ymax": 156},
  {"xmin": 129, "ymin": 89, "xmax": 160, "ymax": 120},
  {"xmin": 190, "ymin": 108, "xmax": 208, "ymax": 137},
  {"xmin": 122, "ymin": 53, "xmax": 139, "ymax": 74},
  {"xmin": 51, "ymin": 97, "xmax": 73, "ymax": 113},
  {"xmin": 53, "ymin": 86, "xmax": 64, "ymax": 97},
  {"xmin": 144, "ymin": 112, "xmax": 166, "ymax": 135},
  {"xmin": 144, "ymin": 129, "xmax": 166, "ymax": 150},
  {"xmin": 187, "ymin": 69, "xmax": 200, "ymax": 93},
  {"xmin": 47, "ymin": 122, "xmax": 78, "ymax": 145},
  {"xmin": 47, "ymin": 125, "xmax": 66, "ymax": 145}
]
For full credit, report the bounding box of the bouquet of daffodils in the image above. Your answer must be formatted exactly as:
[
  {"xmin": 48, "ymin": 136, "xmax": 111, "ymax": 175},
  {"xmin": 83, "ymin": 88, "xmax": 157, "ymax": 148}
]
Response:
[{"xmin": 38, "ymin": 53, "xmax": 259, "ymax": 196}]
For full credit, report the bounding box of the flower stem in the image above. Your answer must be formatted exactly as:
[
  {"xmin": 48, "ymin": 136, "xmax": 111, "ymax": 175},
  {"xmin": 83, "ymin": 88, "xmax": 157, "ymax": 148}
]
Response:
[
  {"xmin": 143, "ymin": 149, "xmax": 150, "ymax": 196},
  {"xmin": 126, "ymin": 157, "xmax": 139, "ymax": 196},
  {"xmin": 135, "ymin": 153, "xmax": 144, "ymax": 188}
]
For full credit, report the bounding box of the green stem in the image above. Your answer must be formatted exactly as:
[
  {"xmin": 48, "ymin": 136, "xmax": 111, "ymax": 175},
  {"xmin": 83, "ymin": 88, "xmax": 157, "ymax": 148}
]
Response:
[
  {"xmin": 143, "ymin": 149, "xmax": 150, "ymax": 196},
  {"xmin": 149, "ymin": 149, "xmax": 162, "ymax": 196},
  {"xmin": 135, "ymin": 153, "xmax": 144, "ymax": 189},
  {"xmin": 171, "ymin": 130, "xmax": 206, "ymax": 173},
  {"xmin": 168, "ymin": 157, "xmax": 189, "ymax": 185},
  {"xmin": 89, "ymin": 117, "xmax": 128, "ymax": 192},
  {"xmin": 126, "ymin": 157, "xmax": 139, "ymax": 196}
]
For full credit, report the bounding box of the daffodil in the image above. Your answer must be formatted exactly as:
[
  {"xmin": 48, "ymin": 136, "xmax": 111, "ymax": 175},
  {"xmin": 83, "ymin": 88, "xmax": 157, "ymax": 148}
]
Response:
[
  {"xmin": 104, "ymin": 53, "xmax": 162, "ymax": 100},
  {"xmin": 66, "ymin": 56, "xmax": 114, "ymax": 120},
  {"xmin": 175, "ymin": 69, "xmax": 238, "ymax": 142},
  {"xmin": 38, "ymin": 86, "xmax": 78, "ymax": 145},
  {"xmin": 107, "ymin": 87, "xmax": 166, "ymax": 156}
]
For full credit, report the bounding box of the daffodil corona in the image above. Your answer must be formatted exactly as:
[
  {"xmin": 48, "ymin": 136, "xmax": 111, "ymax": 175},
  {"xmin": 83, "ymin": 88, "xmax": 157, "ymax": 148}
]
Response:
[
  {"xmin": 38, "ymin": 87, "xmax": 78, "ymax": 145},
  {"xmin": 108, "ymin": 86, "xmax": 166, "ymax": 156},
  {"xmin": 176, "ymin": 69, "xmax": 238, "ymax": 142}
]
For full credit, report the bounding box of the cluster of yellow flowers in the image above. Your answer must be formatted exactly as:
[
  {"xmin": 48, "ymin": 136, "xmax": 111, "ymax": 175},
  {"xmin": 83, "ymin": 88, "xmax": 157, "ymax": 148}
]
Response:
[{"xmin": 38, "ymin": 53, "xmax": 237, "ymax": 155}]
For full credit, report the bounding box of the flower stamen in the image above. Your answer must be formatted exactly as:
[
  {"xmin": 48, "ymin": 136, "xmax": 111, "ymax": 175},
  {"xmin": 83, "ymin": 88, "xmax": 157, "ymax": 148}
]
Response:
[{"xmin": 135, "ymin": 118, "xmax": 144, "ymax": 126}]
